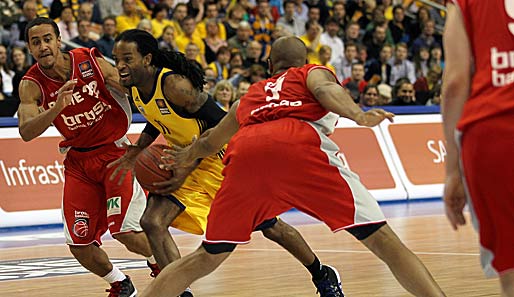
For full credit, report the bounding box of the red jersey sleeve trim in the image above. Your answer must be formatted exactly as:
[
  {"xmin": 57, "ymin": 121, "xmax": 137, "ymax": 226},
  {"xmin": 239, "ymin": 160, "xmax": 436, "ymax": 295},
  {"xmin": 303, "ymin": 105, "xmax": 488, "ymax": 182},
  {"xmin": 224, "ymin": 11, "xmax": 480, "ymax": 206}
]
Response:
[
  {"xmin": 88, "ymin": 47, "xmax": 106, "ymax": 84},
  {"xmin": 307, "ymin": 65, "xmax": 340, "ymax": 84}
]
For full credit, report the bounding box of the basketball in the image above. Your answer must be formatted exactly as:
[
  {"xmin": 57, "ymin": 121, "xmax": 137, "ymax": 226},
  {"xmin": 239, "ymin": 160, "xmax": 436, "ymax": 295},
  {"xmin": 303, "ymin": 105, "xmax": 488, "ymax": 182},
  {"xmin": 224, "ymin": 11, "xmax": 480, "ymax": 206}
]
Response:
[{"xmin": 134, "ymin": 144, "xmax": 174, "ymax": 193}]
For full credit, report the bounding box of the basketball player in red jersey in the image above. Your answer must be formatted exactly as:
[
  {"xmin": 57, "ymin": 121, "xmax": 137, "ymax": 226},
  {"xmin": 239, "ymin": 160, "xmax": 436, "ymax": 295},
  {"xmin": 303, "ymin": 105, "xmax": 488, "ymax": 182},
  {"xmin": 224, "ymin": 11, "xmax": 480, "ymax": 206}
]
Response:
[
  {"xmin": 17, "ymin": 17, "xmax": 154, "ymax": 297},
  {"xmin": 138, "ymin": 36, "xmax": 446, "ymax": 297},
  {"xmin": 442, "ymin": 1, "xmax": 514, "ymax": 295}
]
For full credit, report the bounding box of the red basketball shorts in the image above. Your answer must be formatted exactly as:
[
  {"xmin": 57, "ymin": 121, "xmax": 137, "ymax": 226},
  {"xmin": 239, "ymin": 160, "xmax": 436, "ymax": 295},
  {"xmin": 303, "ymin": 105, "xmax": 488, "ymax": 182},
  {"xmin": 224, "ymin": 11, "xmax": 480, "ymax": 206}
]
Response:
[
  {"xmin": 62, "ymin": 144, "xmax": 146, "ymax": 246},
  {"xmin": 204, "ymin": 118, "xmax": 386, "ymax": 244},
  {"xmin": 459, "ymin": 113, "xmax": 514, "ymax": 276}
]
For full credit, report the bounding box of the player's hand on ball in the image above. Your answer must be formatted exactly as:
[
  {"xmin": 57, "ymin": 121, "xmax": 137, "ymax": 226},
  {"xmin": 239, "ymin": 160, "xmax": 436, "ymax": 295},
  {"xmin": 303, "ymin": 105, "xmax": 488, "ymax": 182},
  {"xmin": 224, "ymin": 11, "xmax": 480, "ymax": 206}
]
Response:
[
  {"xmin": 152, "ymin": 166, "xmax": 191, "ymax": 194},
  {"xmin": 355, "ymin": 109, "xmax": 394, "ymax": 127},
  {"xmin": 107, "ymin": 143, "xmax": 143, "ymax": 185}
]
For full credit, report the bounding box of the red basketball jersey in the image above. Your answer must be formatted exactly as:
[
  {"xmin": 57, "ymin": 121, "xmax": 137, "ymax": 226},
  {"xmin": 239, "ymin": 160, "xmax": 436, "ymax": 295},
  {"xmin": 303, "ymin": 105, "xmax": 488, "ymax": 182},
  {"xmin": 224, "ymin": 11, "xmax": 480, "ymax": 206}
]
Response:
[
  {"xmin": 237, "ymin": 64, "xmax": 339, "ymax": 134},
  {"xmin": 23, "ymin": 48, "xmax": 131, "ymax": 150},
  {"xmin": 451, "ymin": 0, "xmax": 514, "ymax": 130}
]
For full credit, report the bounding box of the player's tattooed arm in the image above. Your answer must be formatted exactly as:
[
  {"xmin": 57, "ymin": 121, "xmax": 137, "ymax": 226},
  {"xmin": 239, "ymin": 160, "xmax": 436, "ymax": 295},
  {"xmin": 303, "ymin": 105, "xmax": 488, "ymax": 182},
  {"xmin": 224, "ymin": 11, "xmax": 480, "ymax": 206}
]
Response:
[{"xmin": 164, "ymin": 74, "xmax": 208, "ymax": 113}]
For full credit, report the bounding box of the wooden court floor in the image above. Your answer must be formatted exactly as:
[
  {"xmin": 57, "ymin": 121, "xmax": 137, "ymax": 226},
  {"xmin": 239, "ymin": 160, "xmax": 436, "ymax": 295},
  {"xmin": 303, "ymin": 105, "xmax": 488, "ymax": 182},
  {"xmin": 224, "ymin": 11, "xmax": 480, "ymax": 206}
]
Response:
[{"xmin": 0, "ymin": 212, "xmax": 500, "ymax": 296}]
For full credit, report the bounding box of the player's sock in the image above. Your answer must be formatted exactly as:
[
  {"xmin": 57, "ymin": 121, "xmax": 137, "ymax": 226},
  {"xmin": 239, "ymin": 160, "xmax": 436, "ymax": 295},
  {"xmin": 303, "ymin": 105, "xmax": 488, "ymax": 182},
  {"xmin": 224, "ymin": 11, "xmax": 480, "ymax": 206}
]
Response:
[
  {"xmin": 305, "ymin": 256, "xmax": 325, "ymax": 281},
  {"xmin": 102, "ymin": 266, "xmax": 126, "ymax": 283}
]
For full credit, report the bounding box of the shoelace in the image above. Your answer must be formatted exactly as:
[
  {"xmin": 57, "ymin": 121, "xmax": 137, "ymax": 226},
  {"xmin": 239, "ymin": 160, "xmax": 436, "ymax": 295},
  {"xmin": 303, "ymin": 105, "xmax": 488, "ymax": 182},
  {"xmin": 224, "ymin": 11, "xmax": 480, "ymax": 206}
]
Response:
[{"xmin": 105, "ymin": 281, "xmax": 129, "ymax": 296}]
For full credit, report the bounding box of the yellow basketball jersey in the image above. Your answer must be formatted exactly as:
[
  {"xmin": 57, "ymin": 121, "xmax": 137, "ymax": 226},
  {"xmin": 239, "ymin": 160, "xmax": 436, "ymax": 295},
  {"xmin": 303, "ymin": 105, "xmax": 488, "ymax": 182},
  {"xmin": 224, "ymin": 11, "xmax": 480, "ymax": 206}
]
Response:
[{"xmin": 131, "ymin": 67, "xmax": 224, "ymax": 235}]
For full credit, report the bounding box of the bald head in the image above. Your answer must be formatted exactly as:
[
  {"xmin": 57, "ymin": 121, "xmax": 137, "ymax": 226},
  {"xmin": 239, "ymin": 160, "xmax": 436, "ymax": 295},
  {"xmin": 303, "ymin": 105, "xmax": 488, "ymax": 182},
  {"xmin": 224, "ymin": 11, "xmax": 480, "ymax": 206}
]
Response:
[{"xmin": 270, "ymin": 36, "xmax": 307, "ymax": 74}]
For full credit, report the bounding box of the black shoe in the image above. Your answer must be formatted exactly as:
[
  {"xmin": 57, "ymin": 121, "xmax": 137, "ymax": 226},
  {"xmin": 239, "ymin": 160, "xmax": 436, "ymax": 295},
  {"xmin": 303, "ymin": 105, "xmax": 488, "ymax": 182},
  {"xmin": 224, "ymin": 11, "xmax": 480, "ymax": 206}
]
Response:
[
  {"xmin": 313, "ymin": 265, "xmax": 344, "ymax": 297},
  {"xmin": 106, "ymin": 275, "xmax": 137, "ymax": 297},
  {"xmin": 147, "ymin": 261, "xmax": 161, "ymax": 278}
]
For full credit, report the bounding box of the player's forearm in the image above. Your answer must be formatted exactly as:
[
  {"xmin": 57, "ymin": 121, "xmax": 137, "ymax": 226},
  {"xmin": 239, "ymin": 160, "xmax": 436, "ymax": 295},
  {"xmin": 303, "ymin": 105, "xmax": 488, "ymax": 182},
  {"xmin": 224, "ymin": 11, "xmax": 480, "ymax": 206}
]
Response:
[
  {"xmin": 19, "ymin": 105, "xmax": 62, "ymax": 142},
  {"xmin": 315, "ymin": 84, "xmax": 364, "ymax": 123},
  {"xmin": 136, "ymin": 132, "xmax": 157, "ymax": 149},
  {"xmin": 441, "ymin": 79, "xmax": 468, "ymax": 175}
]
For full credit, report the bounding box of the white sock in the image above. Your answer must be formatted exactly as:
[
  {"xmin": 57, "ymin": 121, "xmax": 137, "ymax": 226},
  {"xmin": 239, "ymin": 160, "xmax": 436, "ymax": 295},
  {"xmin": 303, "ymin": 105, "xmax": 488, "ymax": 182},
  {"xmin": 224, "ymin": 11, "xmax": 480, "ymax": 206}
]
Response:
[
  {"xmin": 102, "ymin": 266, "xmax": 126, "ymax": 284},
  {"xmin": 146, "ymin": 255, "xmax": 157, "ymax": 265}
]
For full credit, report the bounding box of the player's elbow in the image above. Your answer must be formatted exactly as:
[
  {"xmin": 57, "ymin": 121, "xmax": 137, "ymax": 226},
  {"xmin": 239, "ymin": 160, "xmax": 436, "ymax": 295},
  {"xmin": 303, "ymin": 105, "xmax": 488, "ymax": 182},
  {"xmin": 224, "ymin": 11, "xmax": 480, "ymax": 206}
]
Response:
[{"xmin": 19, "ymin": 126, "xmax": 35, "ymax": 142}]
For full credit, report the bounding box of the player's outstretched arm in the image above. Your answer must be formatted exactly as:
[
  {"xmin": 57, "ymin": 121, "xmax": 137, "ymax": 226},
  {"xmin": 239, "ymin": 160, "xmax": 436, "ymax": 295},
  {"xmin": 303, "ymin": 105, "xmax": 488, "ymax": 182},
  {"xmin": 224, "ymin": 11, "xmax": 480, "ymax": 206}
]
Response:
[
  {"xmin": 164, "ymin": 101, "xmax": 240, "ymax": 168},
  {"xmin": 441, "ymin": 3, "xmax": 472, "ymax": 230},
  {"xmin": 306, "ymin": 68, "xmax": 394, "ymax": 127},
  {"xmin": 18, "ymin": 79, "xmax": 77, "ymax": 141}
]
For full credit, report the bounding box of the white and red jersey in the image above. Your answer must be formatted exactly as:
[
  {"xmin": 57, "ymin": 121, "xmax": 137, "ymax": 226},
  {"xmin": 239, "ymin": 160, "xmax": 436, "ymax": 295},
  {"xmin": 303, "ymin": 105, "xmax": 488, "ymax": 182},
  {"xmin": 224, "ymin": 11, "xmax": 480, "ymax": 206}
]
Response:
[
  {"xmin": 237, "ymin": 64, "xmax": 339, "ymax": 135},
  {"xmin": 451, "ymin": 0, "xmax": 514, "ymax": 130},
  {"xmin": 23, "ymin": 48, "xmax": 131, "ymax": 150}
]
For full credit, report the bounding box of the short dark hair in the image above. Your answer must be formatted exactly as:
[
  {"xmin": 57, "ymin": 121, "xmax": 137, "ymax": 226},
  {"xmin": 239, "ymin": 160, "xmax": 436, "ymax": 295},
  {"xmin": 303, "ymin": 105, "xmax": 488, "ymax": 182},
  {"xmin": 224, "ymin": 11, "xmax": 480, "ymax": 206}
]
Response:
[
  {"xmin": 25, "ymin": 17, "xmax": 60, "ymax": 43},
  {"xmin": 283, "ymin": 0, "xmax": 295, "ymax": 10}
]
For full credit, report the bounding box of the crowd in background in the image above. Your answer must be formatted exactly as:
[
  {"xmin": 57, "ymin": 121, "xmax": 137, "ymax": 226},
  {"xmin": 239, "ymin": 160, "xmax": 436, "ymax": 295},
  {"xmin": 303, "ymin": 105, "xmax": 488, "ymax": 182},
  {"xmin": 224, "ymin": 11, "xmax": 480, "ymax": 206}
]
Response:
[{"xmin": 0, "ymin": 0, "xmax": 446, "ymax": 117}]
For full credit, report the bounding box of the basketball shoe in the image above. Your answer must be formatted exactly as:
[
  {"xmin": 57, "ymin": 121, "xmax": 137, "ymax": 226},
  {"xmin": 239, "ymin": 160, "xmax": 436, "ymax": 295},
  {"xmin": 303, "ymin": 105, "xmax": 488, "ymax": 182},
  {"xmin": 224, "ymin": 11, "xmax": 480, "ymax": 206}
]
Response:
[
  {"xmin": 147, "ymin": 261, "xmax": 161, "ymax": 278},
  {"xmin": 313, "ymin": 265, "xmax": 344, "ymax": 297},
  {"xmin": 106, "ymin": 275, "xmax": 137, "ymax": 297},
  {"xmin": 179, "ymin": 287, "xmax": 194, "ymax": 297}
]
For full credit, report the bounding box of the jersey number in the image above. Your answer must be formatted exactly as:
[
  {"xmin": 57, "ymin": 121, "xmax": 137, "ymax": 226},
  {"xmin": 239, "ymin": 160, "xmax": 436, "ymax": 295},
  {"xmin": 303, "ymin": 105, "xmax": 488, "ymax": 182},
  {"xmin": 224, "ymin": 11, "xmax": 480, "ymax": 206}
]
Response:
[{"xmin": 264, "ymin": 73, "xmax": 286, "ymax": 101}]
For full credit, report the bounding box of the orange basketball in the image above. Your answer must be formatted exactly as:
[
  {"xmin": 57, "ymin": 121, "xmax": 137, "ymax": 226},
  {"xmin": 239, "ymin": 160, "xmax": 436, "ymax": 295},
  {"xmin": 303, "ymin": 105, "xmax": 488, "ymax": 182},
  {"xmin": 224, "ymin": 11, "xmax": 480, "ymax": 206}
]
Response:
[{"xmin": 134, "ymin": 144, "xmax": 174, "ymax": 193}]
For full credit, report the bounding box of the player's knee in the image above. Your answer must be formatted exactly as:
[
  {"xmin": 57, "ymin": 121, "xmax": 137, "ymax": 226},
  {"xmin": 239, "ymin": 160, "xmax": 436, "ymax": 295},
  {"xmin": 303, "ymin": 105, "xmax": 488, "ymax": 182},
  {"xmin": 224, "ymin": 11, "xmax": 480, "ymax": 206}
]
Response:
[
  {"xmin": 261, "ymin": 219, "xmax": 293, "ymax": 243},
  {"xmin": 68, "ymin": 244, "xmax": 92, "ymax": 259},
  {"xmin": 139, "ymin": 211, "xmax": 165, "ymax": 233}
]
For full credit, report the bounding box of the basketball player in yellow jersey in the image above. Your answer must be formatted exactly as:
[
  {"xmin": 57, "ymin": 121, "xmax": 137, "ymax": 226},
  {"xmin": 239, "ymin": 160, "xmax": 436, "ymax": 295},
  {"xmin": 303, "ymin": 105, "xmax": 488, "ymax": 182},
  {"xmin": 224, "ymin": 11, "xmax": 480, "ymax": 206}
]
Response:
[{"xmin": 110, "ymin": 29, "xmax": 345, "ymax": 297}]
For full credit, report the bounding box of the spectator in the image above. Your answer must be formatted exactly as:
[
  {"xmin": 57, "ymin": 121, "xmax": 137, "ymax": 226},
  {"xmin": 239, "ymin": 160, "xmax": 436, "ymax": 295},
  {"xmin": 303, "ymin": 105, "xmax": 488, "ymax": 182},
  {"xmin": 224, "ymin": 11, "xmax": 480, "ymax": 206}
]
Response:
[
  {"xmin": 204, "ymin": 18, "xmax": 228, "ymax": 64},
  {"xmin": 364, "ymin": 43, "xmax": 392, "ymax": 85},
  {"xmin": 9, "ymin": 0, "xmax": 38, "ymax": 48},
  {"xmin": 409, "ymin": 5, "xmax": 431, "ymax": 42},
  {"xmin": 229, "ymin": 50, "xmax": 244, "ymax": 69},
  {"xmin": 96, "ymin": 0, "xmax": 122, "ymax": 22},
  {"xmin": 78, "ymin": 2, "xmax": 101, "ymax": 40},
  {"xmin": 151, "ymin": 3, "xmax": 172, "ymax": 38},
  {"xmin": 176, "ymin": 16, "xmax": 207, "ymax": 67},
  {"xmin": 294, "ymin": 0, "xmax": 309, "ymax": 22},
  {"xmin": 235, "ymin": 79, "xmax": 251, "ymax": 100},
  {"xmin": 320, "ymin": 17, "xmax": 344, "ymax": 66},
  {"xmin": 96, "ymin": 16, "xmax": 117, "ymax": 59},
  {"xmin": 0, "ymin": 45, "xmax": 15, "ymax": 101},
  {"xmin": 186, "ymin": 0, "xmax": 205, "ymax": 22},
  {"xmin": 170, "ymin": 3, "xmax": 188, "ymax": 37},
  {"xmin": 250, "ymin": 0, "xmax": 274, "ymax": 61},
  {"xmin": 414, "ymin": 64, "xmax": 442, "ymax": 105},
  {"xmin": 331, "ymin": 1, "xmax": 348, "ymax": 38},
  {"xmin": 429, "ymin": 45, "xmax": 445, "ymax": 70},
  {"xmin": 223, "ymin": 4, "xmax": 246, "ymax": 40},
  {"xmin": 196, "ymin": 2, "xmax": 227, "ymax": 40},
  {"xmin": 248, "ymin": 64, "xmax": 267, "ymax": 83},
  {"xmin": 364, "ymin": 24, "xmax": 387, "ymax": 61},
  {"xmin": 359, "ymin": 84, "xmax": 380, "ymax": 107},
  {"xmin": 228, "ymin": 21, "xmax": 253, "ymax": 59},
  {"xmin": 277, "ymin": 0, "xmax": 306, "ymax": 37},
  {"xmin": 10, "ymin": 47, "xmax": 30, "ymax": 103},
  {"xmin": 389, "ymin": 78, "xmax": 418, "ymax": 105},
  {"xmin": 116, "ymin": 0, "xmax": 142, "ymax": 34},
  {"xmin": 208, "ymin": 46, "xmax": 231, "ymax": 82},
  {"xmin": 357, "ymin": 43, "xmax": 368, "ymax": 63},
  {"xmin": 341, "ymin": 61, "xmax": 368, "ymax": 102},
  {"xmin": 307, "ymin": 6, "xmax": 321, "ymax": 23},
  {"xmin": 344, "ymin": 21, "xmax": 361, "ymax": 44},
  {"xmin": 203, "ymin": 67, "xmax": 217, "ymax": 93},
  {"xmin": 377, "ymin": 83, "xmax": 392, "ymax": 105},
  {"xmin": 184, "ymin": 42, "xmax": 204, "ymax": 67},
  {"xmin": 318, "ymin": 45, "xmax": 336, "ymax": 74},
  {"xmin": 411, "ymin": 19, "xmax": 441, "ymax": 56},
  {"xmin": 335, "ymin": 41, "xmax": 358, "ymax": 81},
  {"xmin": 137, "ymin": 18, "xmax": 153, "ymax": 34},
  {"xmin": 158, "ymin": 25, "xmax": 178, "ymax": 51},
  {"xmin": 212, "ymin": 79, "xmax": 235, "ymax": 111},
  {"xmin": 244, "ymin": 41, "xmax": 267, "ymax": 69},
  {"xmin": 67, "ymin": 19, "xmax": 98, "ymax": 50},
  {"xmin": 363, "ymin": 7, "xmax": 394, "ymax": 45},
  {"xmin": 57, "ymin": 6, "xmax": 78, "ymax": 43},
  {"xmin": 413, "ymin": 46, "xmax": 430, "ymax": 79},
  {"xmin": 425, "ymin": 83, "xmax": 441, "ymax": 106},
  {"xmin": 388, "ymin": 5, "xmax": 410, "ymax": 45},
  {"xmin": 300, "ymin": 20, "xmax": 322, "ymax": 64},
  {"xmin": 389, "ymin": 42, "xmax": 415, "ymax": 85}
]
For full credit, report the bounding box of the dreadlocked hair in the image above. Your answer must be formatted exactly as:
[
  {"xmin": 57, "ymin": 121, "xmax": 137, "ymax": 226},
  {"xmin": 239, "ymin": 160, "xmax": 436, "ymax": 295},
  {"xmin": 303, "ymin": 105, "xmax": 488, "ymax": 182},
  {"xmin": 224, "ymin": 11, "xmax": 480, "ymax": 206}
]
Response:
[{"xmin": 116, "ymin": 29, "xmax": 206, "ymax": 91}]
